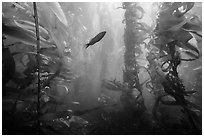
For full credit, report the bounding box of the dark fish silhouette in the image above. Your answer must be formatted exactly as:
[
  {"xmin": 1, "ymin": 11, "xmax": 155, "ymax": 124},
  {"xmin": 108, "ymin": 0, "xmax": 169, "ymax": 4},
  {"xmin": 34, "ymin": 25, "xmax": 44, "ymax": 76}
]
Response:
[{"xmin": 85, "ymin": 31, "xmax": 106, "ymax": 48}]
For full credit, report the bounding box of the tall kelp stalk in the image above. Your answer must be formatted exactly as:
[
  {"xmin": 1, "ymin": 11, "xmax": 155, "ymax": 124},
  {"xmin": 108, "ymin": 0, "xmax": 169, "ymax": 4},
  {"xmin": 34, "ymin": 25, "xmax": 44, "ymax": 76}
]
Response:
[
  {"xmin": 122, "ymin": 2, "xmax": 147, "ymax": 112},
  {"xmin": 33, "ymin": 2, "xmax": 41, "ymax": 133},
  {"xmin": 148, "ymin": 2, "xmax": 202, "ymax": 133}
]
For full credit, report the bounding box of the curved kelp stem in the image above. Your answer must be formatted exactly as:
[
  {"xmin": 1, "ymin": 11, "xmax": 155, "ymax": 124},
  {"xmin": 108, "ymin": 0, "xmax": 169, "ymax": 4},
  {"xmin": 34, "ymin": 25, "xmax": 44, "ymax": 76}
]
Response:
[{"xmin": 33, "ymin": 2, "xmax": 41, "ymax": 134}]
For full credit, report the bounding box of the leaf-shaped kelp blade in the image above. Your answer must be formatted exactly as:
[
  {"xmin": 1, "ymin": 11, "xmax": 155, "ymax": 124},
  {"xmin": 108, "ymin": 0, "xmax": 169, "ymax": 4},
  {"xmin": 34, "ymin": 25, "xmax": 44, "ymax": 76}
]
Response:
[
  {"xmin": 59, "ymin": 118, "xmax": 71, "ymax": 127},
  {"xmin": 177, "ymin": 42, "xmax": 199, "ymax": 55},
  {"xmin": 184, "ymin": 2, "xmax": 195, "ymax": 14},
  {"xmin": 167, "ymin": 17, "xmax": 191, "ymax": 32},
  {"xmin": 181, "ymin": 90, "xmax": 197, "ymax": 95},
  {"xmin": 172, "ymin": 29, "xmax": 193, "ymax": 43},
  {"xmin": 14, "ymin": 19, "xmax": 50, "ymax": 40},
  {"xmin": 185, "ymin": 99, "xmax": 202, "ymax": 111},
  {"xmin": 185, "ymin": 42, "xmax": 199, "ymax": 54},
  {"xmin": 3, "ymin": 2, "xmax": 33, "ymax": 21},
  {"xmin": 3, "ymin": 24, "xmax": 55, "ymax": 48},
  {"xmin": 71, "ymin": 102, "xmax": 80, "ymax": 105},
  {"xmin": 11, "ymin": 51, "xmax": 51, "ymax": 62},
  {"xmin": 189, "ymin": 31, "xmax": 202, "ymax": 38},
  {"xmin": 183, "ymin": 22, "xmax": 202, "ymax": 32},
  {"xmin": 182, "ymin": 50, "xmax": 199, "ymax": 60},
  {"xmin": 69, "ymin": 116, "xmax": 88, "ymax": 125},
  {"xmin": 3, "ymin": 24, "xmax": 36, "ymax": 44},
  {"xmin": 182, "ymin": 15, "xmax": 202, "ymax": 35},
  {"xmin": 157, "ymin": 9, "xmax": 184, "ymax": 31},
  {"xmin": 11, "ymin": 2, "xmax": 25, "ymax": 10},
  {"xmin": 46, "ymin": 2, "xmax": 68, "ymax": 27},
  {"xmin": 193, "ymin": 66, "xmax": 202, "ymax": 71}
]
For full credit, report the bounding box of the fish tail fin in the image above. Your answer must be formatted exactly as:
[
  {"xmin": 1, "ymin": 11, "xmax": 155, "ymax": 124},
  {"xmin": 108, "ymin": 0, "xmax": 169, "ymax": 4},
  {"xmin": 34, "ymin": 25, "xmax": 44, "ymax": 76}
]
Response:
[{"xmin": 84, "ymin": 44, "xmax": 89, "ymax": 49}]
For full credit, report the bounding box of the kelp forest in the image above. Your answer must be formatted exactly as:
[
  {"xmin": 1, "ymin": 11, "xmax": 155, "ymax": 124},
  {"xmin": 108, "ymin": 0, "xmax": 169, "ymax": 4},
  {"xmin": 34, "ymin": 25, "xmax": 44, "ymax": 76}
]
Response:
[{"xmin": 2, "ymin": 2, "xmax": 202, "ymax": 135}]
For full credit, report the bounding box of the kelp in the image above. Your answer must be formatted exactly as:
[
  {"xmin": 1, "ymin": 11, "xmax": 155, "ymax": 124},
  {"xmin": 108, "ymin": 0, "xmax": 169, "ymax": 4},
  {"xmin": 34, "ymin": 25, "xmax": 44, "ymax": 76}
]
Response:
[
  {"xmin": 2, "ymin": 2, "xmax": 202, "ymax": 135},
  {"xmin": 2, "ymin": 2, "xmax": 76, "ymax": 134},
  {"xmin": 148, "ymin": 2, "xmax": 201, "ymax": 132}
]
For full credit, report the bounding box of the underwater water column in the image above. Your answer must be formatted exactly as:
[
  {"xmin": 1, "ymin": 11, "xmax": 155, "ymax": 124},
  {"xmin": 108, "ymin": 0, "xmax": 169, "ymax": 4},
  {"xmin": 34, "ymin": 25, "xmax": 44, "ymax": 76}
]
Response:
[
  {"xmin": 71, "ymin": 2, "xmax": 125, "ymax": 106},
  {"xmin": 96, "ymin": 2, "xmax": 124, "ymax": 82}
]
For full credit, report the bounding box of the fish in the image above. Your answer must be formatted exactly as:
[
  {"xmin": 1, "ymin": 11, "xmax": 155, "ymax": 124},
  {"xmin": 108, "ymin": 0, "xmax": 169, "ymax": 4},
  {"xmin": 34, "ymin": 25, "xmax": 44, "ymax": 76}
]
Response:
[{"xmin": 84, "ymin": 31, "xmax": 106, "ymax": 48}]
